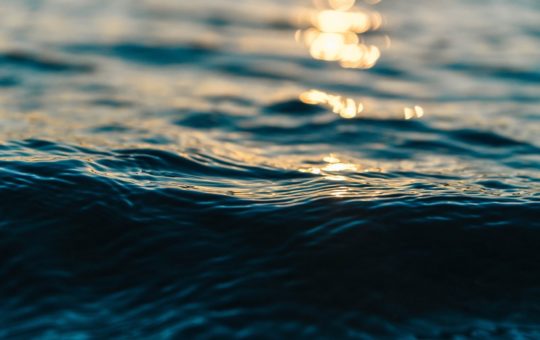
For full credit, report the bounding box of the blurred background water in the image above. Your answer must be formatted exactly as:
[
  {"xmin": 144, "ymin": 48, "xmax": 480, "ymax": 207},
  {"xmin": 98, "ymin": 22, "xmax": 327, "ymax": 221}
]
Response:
[{"xmin": 0, "ymin": 0, "xmax": 539, "ymax": 338}]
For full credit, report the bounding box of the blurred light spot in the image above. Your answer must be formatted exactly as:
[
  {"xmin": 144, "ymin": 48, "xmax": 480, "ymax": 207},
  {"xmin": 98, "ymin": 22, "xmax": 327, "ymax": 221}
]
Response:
[
  {"xmin": 297, "ymin": 1, "xmax": 425, "ymax": 121},
  {"xmin": 297, "ymin": 0, "xmax": 382, "ymax": 69},
  {"xmin": 403, "ymin": 106, "xmax": 425, "ymax": 120},
  {"xmin": 299, "ymin": 154, "xmax": 358, "ymax": 179},
  {"xmin": 332, "ymin": 189, "xmax": 348, "ymax": 197},
  {"xmin": 300, "ymin": 89, "xmax": 363, "ymax": 119},
  {"xmin": 323, "ymin": 162, "xmax": 357, "ymax": 172},
  {"xmin": 326, "ymin": 175, "xmax": 348, "ymax": 181},
  {"xmin": 414, "ymin": 105, "xmax": 425, "ymax": 118},
  {"xmin": 404, "ymin": 107, "xmax": 415, "ymax": 120},
  {"xmin": 329, "ymin": 0, "xmax": 356, "ymax": 11},
  {"xmin": 323, "ymin": 155, "xmax": 340, "ymax": 163}
]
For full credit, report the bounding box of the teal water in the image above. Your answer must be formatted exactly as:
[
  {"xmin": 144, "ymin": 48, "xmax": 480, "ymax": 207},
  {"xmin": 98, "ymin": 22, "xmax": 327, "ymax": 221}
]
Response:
[{"xmin": 0, "ymin": 0, "xmax": 539, "ymax": 338}]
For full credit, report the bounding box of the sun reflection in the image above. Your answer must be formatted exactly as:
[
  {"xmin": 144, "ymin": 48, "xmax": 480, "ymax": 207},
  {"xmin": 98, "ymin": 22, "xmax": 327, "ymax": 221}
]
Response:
[
  {"xmin": 329, "ymin": 0, "xmax": 356, "ymax": 11},
  {"xmin": 299, "ymin": 154, "xmax": 362, "ymax": 181},
  {"xmin": 331, "ymin": 187, "xmax": 349, "ymax": 197},
  {"xmin": 403, "ymin": 105, "xmax": 425, "ymax": 120},
  {"xmin": 300, "ymin": 89, "xmax": 426, "ymax": 120},
  {"xmin": 324, "ymin": 162, "xmax": 357, "ymax": 172},
  {"xmin": 300, "ymin": 89, "xmax": 364, "ymax": 119},
  {"xmin": 296, "ymin": 0, "xmax": 382, "ymax": 69},
  {"xmin": 296, "ymin": 0, "xmax": 426, "ymax": 120}
]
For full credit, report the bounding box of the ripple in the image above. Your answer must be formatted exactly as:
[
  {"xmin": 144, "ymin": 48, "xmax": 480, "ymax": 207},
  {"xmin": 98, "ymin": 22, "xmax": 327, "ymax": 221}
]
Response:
[
  {"xmin": 264, "ymin": 99, "xmax": 325, "ymax": 115},
  {"xmin": 0, "ymin": 51, "xmax": 95, "ymax": 73},
  {"xmin": 450, "ymin": 129, "xmax": 534, "ymax": 148},
  {"xmin": 64, "ymin": 43, "xmax": 217, "ymax": 66},
  {"xmin": 0, "ymin": 138, "xmax": 539, "ymax": 337},
  {"xmin": 0, "ymin": 0, "xmax": 539, "ymax": 337}
]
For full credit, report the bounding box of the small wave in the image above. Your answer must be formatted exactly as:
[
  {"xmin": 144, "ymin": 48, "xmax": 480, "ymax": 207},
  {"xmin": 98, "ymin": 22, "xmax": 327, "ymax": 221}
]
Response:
[
  {"xmin": 0, "ymin": 141, "xmax": 539, "ymax": 337},
  {"xmin": 64, "ymin": 43, "xmax": 217, "ymax": 66},
  {"xmin": 0, "ymin": 51, "xmax": 94, "ymax": 73}
]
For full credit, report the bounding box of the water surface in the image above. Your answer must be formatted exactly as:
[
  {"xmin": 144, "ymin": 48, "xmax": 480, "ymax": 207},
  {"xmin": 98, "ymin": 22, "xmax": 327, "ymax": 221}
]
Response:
[{"xmin": 0, "ymin": 0, "xmax": 539, "ymax": 338}]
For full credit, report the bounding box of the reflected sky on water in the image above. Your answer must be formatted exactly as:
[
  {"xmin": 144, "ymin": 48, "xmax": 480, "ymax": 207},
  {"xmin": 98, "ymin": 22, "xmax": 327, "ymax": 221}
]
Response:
[{"xmin": 0, "ymin": 0, "xmax": 538, "ymax": 183}]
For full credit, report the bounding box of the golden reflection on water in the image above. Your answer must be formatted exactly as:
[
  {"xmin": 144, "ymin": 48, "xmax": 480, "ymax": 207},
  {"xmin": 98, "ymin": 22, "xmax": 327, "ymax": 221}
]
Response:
[
  {"xmin": 296, "ymin": 0, "xmax": 425, "ymax": 121},
  {"xmin": 300, "ymin": 89, "xmax": 363, "ymax": 119},
  {"xmin": 403, "ymin": 106, "xmax": 425, "ymax": 120},
  {"xmin": 299, "ymin": 153, "xmax": 384, "ymax": 182},
  {"xmin": 300, "ymin": 88, "xmax": 426, "ymax": 120},
  {"xmin": 296, "ymin": 0, "xmax": 382, "ymax": 69}
]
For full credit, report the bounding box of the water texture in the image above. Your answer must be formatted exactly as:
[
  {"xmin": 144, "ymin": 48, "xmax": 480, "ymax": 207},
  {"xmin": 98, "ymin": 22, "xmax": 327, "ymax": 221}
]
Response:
[{"xmin": 0, "ymin": 0, "xmax": 539, "ymax": 338}]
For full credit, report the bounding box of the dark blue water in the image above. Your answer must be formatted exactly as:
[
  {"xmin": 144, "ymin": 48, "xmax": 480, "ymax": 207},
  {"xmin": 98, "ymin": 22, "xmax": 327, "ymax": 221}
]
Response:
[{"xmin": 1, "ymin": 0, "xmax": 540, "ymax": 338}]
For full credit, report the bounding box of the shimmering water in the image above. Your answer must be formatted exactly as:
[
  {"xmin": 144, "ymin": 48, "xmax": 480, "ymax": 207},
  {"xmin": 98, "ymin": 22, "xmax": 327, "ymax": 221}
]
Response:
[{"xmin": 1, "ymin": 0, "xmax": 539, "ymax": 338}]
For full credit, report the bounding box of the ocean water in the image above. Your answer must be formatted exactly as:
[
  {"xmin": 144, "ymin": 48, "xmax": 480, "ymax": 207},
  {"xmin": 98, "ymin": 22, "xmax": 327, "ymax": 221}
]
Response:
[{"xmin": 0, "ymin": 0, "xmax": 539, "ymax": 338}]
